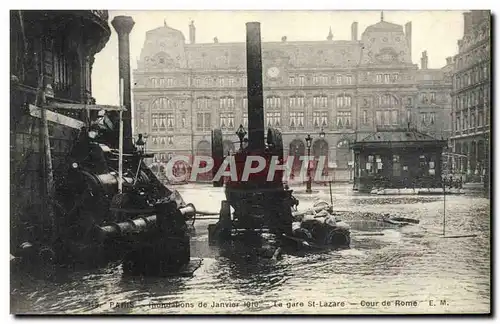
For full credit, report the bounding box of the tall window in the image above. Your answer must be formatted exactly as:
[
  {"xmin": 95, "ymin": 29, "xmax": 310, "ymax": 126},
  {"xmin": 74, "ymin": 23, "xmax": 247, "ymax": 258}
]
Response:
[
  {"xmin": 219, "ymin": 78, "xmax": 225, "ymax": 87},
  {"xmin": 266, "ymin": 112, "xmax": 281, "ymax": 127},
  {"xmin": 336, "ymin": 94, "xmax": 352, "ymax": 108},
  {"xmin": 181, "ymin": 112, "xmax": 186, "ymax": 128},
  {"xmin": 289, "ymin": 76, "xmax": 296, "ymax": 85},
  {"xmin": 345, "ymin": 75, "xmax": 353, "ymax": 85},
  {"xmin": 430, "ymin": 92, "xmax": 436, "ymax": 103},
  {"xmin": 363, "ymin": 110, "xmax": 369, "ymax": 125},
  {"xmin": 289, "ymin": 96, "xmax": 305, "ymax": 107},
  {"xmin": 313, "ymin": 95, "xmax": 328, "ymax": 108},
  {"xmin": 336, "ymin": 111, "xmax": 352, "ymax": 128},
  {"xmin": 228, "ymin": 78, "xmax": 234, "ymax": 87},
  {"xmin": 376, "ymin": 110, "xmax": 398, "ymax": 126},
  {"xmin": 197, "ymin": 97, "xmax": 210, "ymax": 110},
  {"xmin": 151, "ymin": 113, "xmax": 159, "ymax": 131},
  {"xmin": 391, "ymin": 110, "xmax": 399, "ymax": 125},
  {"xmin": 376, "ymin": 74, "xmax": 382, "ymax": 83},
  {"xmin": 196, "ymin": 113, "xmax": 211, "ymax": 131},
  {"xmin": 158, "ymin": 113, "xmax": 166, "ymax": 130},
  {"xmin": 151, "ymin": 97, "xmax": 174, "ymax": 110},
  {"xmin": 166, "ymin": 78, "xmax": 174, "ymax": 86},
  {"xmin": 289, "ymin": 112, "xmax": 304, "ymax": 129},
  {"xmin": 313, "ymin": 112, "xmax": 328, "ymax": 128},
  {"xmin": 242, "ymin": 113, "xmax": 248, "ymax": 127},
  {"xmin": 167, "ymin": 113, "xmax": 174, "ymax": 129},
  {"xmin": 220, "ymin": 112, "xmax": 234, "ymax": 129},
  {"xmin": 220, "ymin": 97, "xmax": 235, "ymax": 109},
  {"xmin": 266, "ymin": 96, "xmax": 281, "ymax": 109},
  {"xmin": 376, "ymin": 111, "xmax": 382, "ymax": 126},
  {"xmin": 379, "ymin": 94, "xmax": 398, "ymax": 107},
  {"xmin": 420, "ymin": 112, "xmax": 436, "ymax": 126},
  {"xmin": 336, "ymin": 75, "xmax": 342, "ymax": 84},
  {"xmin": 299, "ymin": 76, "xmax": 305, "ymax": 86}
]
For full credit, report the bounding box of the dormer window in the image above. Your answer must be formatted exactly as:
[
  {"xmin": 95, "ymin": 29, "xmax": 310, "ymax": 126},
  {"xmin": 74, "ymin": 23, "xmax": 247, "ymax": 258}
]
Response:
[{"xmin": 159, "ymin": 58, "xmax": 165, "ymax": 64}]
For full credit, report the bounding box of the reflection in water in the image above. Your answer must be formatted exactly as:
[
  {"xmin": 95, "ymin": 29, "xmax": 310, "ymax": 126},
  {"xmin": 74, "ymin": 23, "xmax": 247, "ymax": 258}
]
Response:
[{"xmin": 11, "ymin": 188, "xmax": 491, "ymax": 314}]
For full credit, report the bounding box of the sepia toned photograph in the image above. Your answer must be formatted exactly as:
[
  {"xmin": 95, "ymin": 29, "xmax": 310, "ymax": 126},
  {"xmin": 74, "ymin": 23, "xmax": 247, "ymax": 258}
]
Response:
[{"xmin": 9, "ymin": 9, "xmax": 491, "ymax": 315}]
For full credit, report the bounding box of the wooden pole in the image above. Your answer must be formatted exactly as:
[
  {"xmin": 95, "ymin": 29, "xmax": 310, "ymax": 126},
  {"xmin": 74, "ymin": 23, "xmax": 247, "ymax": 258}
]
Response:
[
  {"xmin": 329, "ymin": 180, "xmax": 333, "ymax": 205},
  {"xmin": 118, "ymin": 78, "xmax": 124, "ymax": 193},
  {"xmin": 443, "ymin": 170, "xmax": 446, "ymax": 236},
  {"xmin": 36, "ymin": 76, "xmax": 56, "ymax": 242}
]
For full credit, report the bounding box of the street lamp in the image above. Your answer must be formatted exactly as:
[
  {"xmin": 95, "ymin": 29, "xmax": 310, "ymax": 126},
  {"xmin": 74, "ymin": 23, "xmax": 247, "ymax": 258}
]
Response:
[
  {"xmin": 319, "ymin": 128, "xmax": 325, "ymax": 139},
  {"xmin": 135, "ymin": 133, "xmax": 145, "ymax": 154},
  {"xmin": 236, "ymin": 124, "xmax": 247, "ymax": 149},
  {"xmin": 305, "ymin": 134, "xmax": 313, "ymax": 193}
]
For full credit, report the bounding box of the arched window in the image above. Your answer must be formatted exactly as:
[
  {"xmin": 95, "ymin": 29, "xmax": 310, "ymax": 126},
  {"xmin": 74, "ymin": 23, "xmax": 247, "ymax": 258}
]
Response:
[
  {"xmin": 336, "ymin": 94, "xmax": 352, "ymax": 108},
  {"xmin": 266, "ymin": 96, "xmax": 281, "ymax": 109},
  {"xmin": 196, "ymin": 97, "xmax": 211, "ymax": 110},
  {"xmin": 313, "ymin": 95, "xmax": 328, "ymax": 108},
  {"xmin": 379, "ymin": 94, "xmax": 399, "ymax": 107},
  {"xmin": 151, "ymin": 97, "xmax": 174, "ymax": 110},
  {"xmin": 219, "ymin": 96, "xmax": 235, "ymax": 109}
]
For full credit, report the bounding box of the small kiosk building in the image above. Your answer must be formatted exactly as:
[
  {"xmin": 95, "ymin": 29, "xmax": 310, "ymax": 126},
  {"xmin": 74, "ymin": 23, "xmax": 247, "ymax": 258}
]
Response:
[{"xmin": 351, "ymin": 129, "xmax": 448, "ymax": 192}]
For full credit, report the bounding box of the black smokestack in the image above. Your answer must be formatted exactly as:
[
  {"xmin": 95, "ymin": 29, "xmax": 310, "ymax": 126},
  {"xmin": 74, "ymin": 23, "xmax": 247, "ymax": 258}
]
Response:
[
  {"xmin": 111, "ymin": 15, "xmax": 135, "ymax": 152},
  {"xmin": 245, "ymin": 22, "xmax": 265, "ymax": 151}
]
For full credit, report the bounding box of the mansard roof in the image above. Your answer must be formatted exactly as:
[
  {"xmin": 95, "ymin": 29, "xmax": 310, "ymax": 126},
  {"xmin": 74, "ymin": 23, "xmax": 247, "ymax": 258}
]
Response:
[{"xmin": 183, "ymin": 41, "xmax": 362, "ymax": 70}]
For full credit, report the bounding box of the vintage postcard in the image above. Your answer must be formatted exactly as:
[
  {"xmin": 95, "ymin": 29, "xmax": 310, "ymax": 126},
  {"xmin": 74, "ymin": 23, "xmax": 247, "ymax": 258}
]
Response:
[{"xmin": 10, "ymin": 9, "xmax": 491, "ymax": 315}]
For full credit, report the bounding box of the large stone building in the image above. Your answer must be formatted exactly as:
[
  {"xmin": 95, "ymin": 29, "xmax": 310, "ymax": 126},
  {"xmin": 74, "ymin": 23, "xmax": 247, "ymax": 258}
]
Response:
[
  {"xmin": 449, "ymin": 10, "xmax": 490, "ymax": 187},
  {"xmin": 132, "ymin": 14, "xmax": 453, "ymax": 181}
]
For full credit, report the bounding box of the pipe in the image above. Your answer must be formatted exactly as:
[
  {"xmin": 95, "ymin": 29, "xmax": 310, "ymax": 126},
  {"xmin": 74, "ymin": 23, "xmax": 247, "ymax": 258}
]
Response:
[
  {"xmin": 245, "ymin": 22, "xmax": 265, "ymax": 151},
  {"xmin": 111, "ymin": 16, "xmax": 135, "ymax": 152},
  {"xmin": 118, "ymin": 78, "xmax": 124, "ymax": 193},
  {"xmin": 97, "ymin": 204, "xmax": 197, "ymax": 239}
]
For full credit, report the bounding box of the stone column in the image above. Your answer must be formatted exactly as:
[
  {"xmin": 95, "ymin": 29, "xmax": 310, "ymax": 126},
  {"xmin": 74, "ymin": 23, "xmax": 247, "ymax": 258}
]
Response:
[{"xmin": 111, "ymin": 15, "xmax": 135, "ymax": 152}]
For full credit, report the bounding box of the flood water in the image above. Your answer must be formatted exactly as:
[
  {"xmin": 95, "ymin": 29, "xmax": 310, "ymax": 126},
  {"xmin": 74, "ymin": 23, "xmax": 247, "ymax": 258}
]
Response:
[{"xmin": 11, "ymin": 184, "xmax": 491, "ymax": 314}]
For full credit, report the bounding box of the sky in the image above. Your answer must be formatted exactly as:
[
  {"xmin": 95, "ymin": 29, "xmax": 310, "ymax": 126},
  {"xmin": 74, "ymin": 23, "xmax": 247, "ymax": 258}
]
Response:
[{"xmin": 92, "ymin": 10, "xmax": 465, "ymax": 105}]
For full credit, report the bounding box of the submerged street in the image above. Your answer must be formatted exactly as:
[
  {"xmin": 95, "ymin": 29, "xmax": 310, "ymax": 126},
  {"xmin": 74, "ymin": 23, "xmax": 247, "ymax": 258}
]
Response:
[{"xmin": 11, "ymin": 183, "xmax": 490, "ymax": 315}]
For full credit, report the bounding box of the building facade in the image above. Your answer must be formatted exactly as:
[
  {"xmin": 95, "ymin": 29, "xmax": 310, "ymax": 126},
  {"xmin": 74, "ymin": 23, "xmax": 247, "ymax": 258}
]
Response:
[
  {"xmin": 449, "ymin": 10, "xmax": 490, "ymax": 187},
  {"xmin": 133, "ymin": 15, "xmax": 453, "ymax": 181}
]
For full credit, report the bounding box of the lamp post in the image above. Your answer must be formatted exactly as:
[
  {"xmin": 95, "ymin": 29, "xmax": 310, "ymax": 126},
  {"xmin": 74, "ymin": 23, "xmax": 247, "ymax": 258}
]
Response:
[
  {"xmin": 319, "ymin": 128, "xmax": 326, "ymax": 181},
  {"xmin": 305, "ymin": 134, "xmax": 313, "ymax": 193},
  {"xmin": 319, "ymin": 128, "xmax": 325, "ymax": 139},
  {"xmin": 236, "ymin": 124, "xmax": 247, "ymax": 149},
  {"xmin": 135, "ymin": 133, "xmax": 145, "ymax": 155}
]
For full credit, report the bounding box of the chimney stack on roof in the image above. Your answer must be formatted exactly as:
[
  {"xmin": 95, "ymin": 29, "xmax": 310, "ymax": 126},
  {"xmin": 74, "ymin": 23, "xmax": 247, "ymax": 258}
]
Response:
[
  {"xmin": 189, "ymin": 20, "xmax": 196, "ymax": 44},
  {"xmin": 281, "ymin": 36, "xmax": 287, "ymax": 42},
  {"xmin": 327, "ymin": 27, "xmax": 333, "ymax": 41},
  {"xmin": 351, "ymin": 22, "xmax": 358, "ymax": 41},
  {"xmin": 405, "ymin": 22, "xmax": 412, "ymax": 62},
  {"xmin": 213, "ymin": 36, "xmax": 219, "ymax": 43},
  {"xmin": 421, "ymin": 51, "xmax": 428, "ymax": 69}
]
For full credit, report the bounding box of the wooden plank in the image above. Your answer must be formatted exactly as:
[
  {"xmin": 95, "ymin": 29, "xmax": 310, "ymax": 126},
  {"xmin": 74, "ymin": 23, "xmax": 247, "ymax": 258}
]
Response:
[
  {"xmin": 29, "ymin": 104, "xmax": 85, "ymax": 130},
  {"xmin": 44, "ymin": 102, "xmax": 127, "ymax": 111}
]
